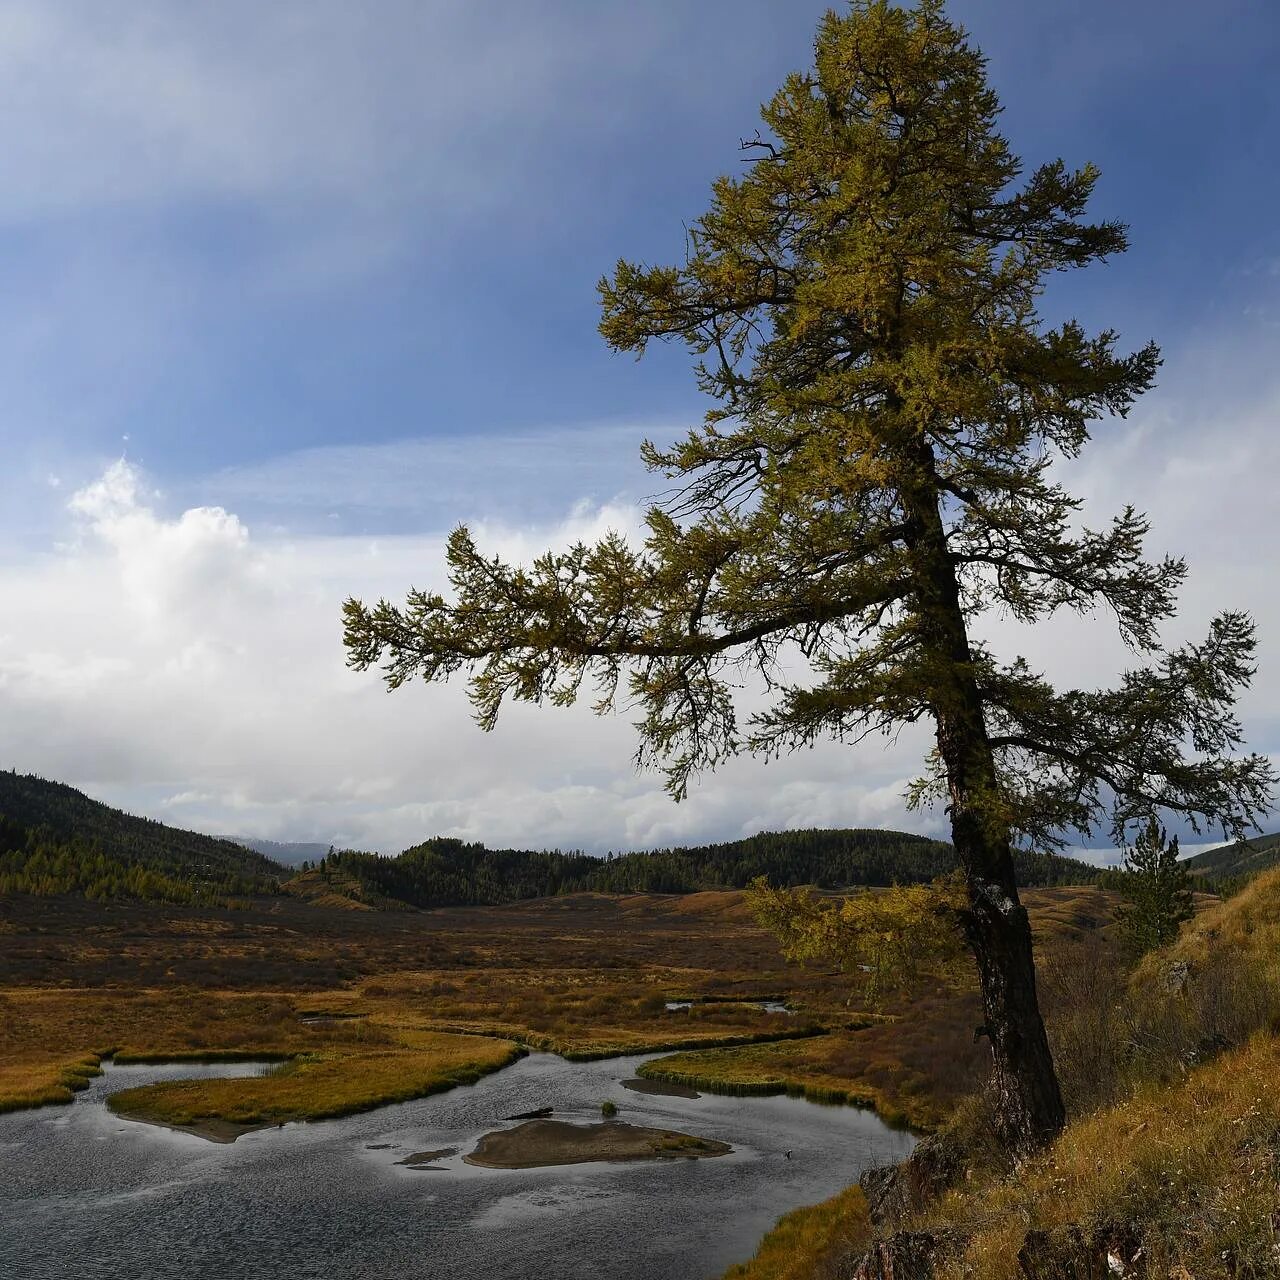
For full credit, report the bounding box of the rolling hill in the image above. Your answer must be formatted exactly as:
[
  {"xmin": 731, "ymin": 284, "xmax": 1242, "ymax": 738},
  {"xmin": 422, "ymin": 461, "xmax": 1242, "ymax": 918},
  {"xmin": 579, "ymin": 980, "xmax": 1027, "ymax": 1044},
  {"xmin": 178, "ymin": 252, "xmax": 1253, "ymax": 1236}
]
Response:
[
  {"xmin": 0, "ymin": 770, "xmax": 1102, "ymax": 911},
  {"xmin": 310, "ymin": 829, "xmax": 1101, "ymax": 911},
  {"xmin": 1183, "ymin": 831, "xmax": 1280, "ymax": 883}
]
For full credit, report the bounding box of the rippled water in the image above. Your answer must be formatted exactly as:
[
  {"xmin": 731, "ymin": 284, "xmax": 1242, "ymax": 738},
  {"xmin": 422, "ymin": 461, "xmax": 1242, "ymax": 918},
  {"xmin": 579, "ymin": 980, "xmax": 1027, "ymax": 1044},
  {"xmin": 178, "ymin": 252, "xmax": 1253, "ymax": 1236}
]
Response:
[{"xmin": 0, "ymin": 1053, "xmax": 913, "ymax": 1280}]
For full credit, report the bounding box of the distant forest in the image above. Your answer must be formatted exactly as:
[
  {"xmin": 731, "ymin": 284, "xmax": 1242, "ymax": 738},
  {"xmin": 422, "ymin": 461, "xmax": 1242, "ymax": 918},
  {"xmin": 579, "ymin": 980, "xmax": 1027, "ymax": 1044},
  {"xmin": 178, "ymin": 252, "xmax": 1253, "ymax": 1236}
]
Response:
[
  {"xmin": 315, "ymin": 829, "xmax": 1100, "ymax": 911},
  {"xmin": 0, "ymin": 769, "xmax": 1105, "ymax": 910},
  {"xmin": 0, "ymin": 770, "xmax": 281, "ymax": 904}
]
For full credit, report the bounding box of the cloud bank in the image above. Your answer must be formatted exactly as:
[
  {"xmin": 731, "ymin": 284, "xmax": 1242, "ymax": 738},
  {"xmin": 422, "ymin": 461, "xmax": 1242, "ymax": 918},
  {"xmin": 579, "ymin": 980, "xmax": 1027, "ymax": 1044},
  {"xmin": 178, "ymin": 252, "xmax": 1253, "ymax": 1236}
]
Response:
[{"xmin": 3, "ymin": 351, "xmax": 1277, "ymax": 859}]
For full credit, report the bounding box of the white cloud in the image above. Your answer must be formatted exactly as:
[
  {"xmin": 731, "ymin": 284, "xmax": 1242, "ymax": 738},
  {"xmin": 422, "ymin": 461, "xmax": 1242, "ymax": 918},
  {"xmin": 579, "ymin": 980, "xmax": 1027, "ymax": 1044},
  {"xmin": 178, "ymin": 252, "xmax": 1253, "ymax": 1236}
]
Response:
[
  {"xmin": 2, "ymin": 335, "xmax": 1277, "ymax": 859},
  {"xmin": 0, "ymin": 456, "xmax": 931, "ymax": 852}
]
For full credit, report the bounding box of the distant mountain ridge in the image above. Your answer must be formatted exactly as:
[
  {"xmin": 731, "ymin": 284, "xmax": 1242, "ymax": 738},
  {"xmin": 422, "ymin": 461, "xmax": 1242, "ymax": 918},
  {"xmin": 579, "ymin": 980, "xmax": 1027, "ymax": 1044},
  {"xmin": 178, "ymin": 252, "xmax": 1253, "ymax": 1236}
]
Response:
[
  {"xmin": 0, "ymin": 770, "xmax": 1102, "ymax": 910},
  {"xmin": 237, "ymin": 837, "xmax": 334, "ymax": 867}
]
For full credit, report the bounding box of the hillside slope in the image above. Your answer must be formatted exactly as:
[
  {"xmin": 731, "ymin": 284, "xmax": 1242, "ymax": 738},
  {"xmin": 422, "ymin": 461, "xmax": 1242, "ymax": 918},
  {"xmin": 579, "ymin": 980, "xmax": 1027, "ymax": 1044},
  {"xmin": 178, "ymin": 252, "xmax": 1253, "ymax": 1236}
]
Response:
[
  {"xmin": 731, "ymin": 870, "xmax": 1280, "ymax": 1279},
  {"xmin": 1182, "ymin": 829, "xmax": 1280, "ymax": 882},
  {"xmin": 0, "ymin": 771, "xmax": 284, "ymax": 901}
]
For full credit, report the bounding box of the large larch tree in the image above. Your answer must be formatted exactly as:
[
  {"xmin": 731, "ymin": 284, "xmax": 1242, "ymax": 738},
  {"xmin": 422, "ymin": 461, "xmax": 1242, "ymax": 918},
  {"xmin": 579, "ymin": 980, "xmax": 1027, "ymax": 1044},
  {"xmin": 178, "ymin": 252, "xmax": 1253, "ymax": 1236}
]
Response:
[{"xmin": 343, "ymin": 1, "xmax": 1273, "ymax": 1155}]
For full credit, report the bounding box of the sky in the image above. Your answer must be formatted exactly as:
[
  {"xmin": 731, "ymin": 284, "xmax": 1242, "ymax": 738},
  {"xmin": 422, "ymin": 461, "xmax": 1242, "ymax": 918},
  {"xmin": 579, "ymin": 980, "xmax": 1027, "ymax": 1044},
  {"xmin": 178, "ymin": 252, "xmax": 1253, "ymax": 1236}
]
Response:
[{"xmin": 0, "ymin": 0, "xmax": 1277, "ymax": 857}]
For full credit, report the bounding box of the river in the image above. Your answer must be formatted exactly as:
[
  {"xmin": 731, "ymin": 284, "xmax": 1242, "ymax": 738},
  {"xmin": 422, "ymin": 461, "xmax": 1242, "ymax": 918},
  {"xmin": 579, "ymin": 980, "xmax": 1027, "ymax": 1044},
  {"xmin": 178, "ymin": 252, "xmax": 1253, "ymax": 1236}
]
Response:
[{"xmin": 0, "ymin": 1051, "xmax": 913, "ymax": 1280}]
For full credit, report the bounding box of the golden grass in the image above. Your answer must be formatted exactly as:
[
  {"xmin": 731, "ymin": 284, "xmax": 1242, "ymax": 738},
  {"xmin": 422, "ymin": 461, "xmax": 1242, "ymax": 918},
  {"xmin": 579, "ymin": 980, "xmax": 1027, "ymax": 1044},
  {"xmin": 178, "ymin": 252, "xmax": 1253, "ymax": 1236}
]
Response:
[
  {"xmin": 1155, "ymin": 864, "xmax": 1280, "ymax": 976},
  {"xmin": 0, "ymin": 1053, "xmax": 102, "ymax": 1113},
  {"xmin": 640, "ymin": 1036, "xmax": 882, "ymax": 1105},
  {"xmin": 637, "ymin": 983, "xmax": 985, "ymax": 1132},
  {"xmin": 0, "ymin": 886, "xmax": 1118, "ymax": 1145},
  {"xmin": 918, "ymin": 1030, "xmax": 1280, "ymax": 1278},
  {"xmin": 722, "ymin": 1185, "xmax": 874, "ymax": 1280},
  {"xmin": 107, "ymin": 1033, "xmax": 521, "ymax": 1129},
  {"xmin": 354, "ymin": 966, "xmax": 831, "ymax": 1060}
]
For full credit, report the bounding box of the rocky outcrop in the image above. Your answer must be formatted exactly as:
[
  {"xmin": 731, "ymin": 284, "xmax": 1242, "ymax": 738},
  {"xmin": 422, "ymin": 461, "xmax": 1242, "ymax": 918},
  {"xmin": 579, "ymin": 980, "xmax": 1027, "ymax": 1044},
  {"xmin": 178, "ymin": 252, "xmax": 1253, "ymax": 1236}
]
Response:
[
  {"xmin": 840, "ymin": 1231, "xmax": 955, "ymax": 1280},
  {"xmin": 860, "ymin": 1135, "xmax": 963, "ymax": 1227}
]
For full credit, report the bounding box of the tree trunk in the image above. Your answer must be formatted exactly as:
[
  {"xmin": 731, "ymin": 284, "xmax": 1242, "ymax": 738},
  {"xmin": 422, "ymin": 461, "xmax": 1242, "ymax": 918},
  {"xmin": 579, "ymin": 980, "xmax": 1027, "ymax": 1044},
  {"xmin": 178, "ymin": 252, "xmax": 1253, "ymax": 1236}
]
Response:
[
  {"xmin": 944, "ymin": 772, "xmax": 1067, "ymax": 1155},
  {"xmin": 906, "ymin": 474, "xmax": 1066, "ymax": 1157}
]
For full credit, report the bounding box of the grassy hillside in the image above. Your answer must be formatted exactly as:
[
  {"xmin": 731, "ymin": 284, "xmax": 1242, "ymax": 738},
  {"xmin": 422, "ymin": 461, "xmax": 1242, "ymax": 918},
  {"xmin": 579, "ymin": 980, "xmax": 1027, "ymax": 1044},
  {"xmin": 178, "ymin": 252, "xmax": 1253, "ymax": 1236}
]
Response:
[
  {"xmin": 0, "ymin": 771, "xmax": 283, "ymax": 903},
  {"xmin": 731, "ymin": 870, "xmax": 1280, "ymax": 1279}
]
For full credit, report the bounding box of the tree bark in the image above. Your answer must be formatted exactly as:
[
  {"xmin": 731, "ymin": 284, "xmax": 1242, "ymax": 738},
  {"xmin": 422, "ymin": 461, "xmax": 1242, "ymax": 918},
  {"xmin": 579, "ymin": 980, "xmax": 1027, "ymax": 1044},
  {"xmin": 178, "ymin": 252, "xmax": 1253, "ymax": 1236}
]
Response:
[
  {"xmin": 906, "ymin": 472, "xmax": 1067, "ymax": 1157},
  {"xmin": 945, "ymin": 782, "xmax": 1067, "ymax": 1155}
]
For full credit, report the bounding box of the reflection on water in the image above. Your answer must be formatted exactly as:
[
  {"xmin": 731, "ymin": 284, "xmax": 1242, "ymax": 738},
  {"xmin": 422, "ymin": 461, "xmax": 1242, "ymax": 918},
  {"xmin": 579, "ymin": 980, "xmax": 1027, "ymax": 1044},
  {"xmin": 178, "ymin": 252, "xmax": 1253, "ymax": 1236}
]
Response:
[{"xmin": 0, "ymin": 1052, "xmax": 913, "ymax": 1280}]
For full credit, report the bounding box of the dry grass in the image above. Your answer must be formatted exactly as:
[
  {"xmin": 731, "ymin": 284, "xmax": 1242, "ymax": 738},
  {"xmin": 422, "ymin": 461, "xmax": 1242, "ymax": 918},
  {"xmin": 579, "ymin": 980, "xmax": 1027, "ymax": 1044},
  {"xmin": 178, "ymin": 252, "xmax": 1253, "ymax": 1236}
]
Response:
[
  {"xmin": 637, "ymin": 984, "xmax": 982, "ymax": 1131},
  {"xmin": 0, "ymin": 885, "xmax": 1118, "ymax": 1139},
  {"xmin": 921, "ymin": 1030, "xmax": 1280, "ymax": 1278},
  {"xmin": 355, "ymin": 965, "xmax": 829, "ymax": 1059},
  {"xmin": 108, "ymin": 1033, "xmax": 521, "ymax": 1129},
  {"xmin": 0, "ymin": 1053, "xmax": 102, "ymax": 1113},
  {"xmin": 722, "ymin": 1185, "xmax": 874, "ymax": 1280},
  {"xmin": 846, "ymin": 871, "xmax": 1280, "ymax": 1277}
]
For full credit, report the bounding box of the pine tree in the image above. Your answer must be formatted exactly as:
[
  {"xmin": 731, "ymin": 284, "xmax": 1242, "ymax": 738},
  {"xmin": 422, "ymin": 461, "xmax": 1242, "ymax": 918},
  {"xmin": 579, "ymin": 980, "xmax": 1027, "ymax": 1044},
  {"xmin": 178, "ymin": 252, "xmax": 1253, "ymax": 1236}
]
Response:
[
  {"xmin": 343, "ymin": 1, "xmax": 1273, "ymax": 1154},
  {"xmin": 1117, "ymin": 821, "xmax": 1194, "ymax": 955}
]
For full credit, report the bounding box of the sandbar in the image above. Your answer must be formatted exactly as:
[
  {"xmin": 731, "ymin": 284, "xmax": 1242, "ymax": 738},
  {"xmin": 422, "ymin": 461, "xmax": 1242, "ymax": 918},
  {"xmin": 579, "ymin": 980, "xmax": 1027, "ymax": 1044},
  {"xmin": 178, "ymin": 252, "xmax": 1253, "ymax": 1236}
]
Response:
[
  {"xmin": 621, "ymin": 1077, "xmax": 701, "ymax": 1100},
  {"xmin": 463, "ymin": 1118, "xmax": 730, "ymax": 1169}
]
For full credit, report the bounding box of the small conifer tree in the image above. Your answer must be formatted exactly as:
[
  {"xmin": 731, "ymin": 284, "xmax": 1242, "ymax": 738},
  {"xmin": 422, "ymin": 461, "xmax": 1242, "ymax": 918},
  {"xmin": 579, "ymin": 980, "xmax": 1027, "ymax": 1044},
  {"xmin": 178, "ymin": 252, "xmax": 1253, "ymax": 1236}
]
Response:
[{"xmin": 1117, "ymin": 821, "xmax": 1194, "ymax": 955}]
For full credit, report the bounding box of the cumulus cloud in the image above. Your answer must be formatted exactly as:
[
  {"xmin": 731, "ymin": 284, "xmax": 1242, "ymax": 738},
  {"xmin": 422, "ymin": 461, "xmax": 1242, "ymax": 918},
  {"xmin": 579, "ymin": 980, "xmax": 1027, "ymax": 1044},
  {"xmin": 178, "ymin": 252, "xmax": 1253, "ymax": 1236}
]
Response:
[{"xmin": 0, "ymin": 456, "xmax": 933, "ymax": 853}]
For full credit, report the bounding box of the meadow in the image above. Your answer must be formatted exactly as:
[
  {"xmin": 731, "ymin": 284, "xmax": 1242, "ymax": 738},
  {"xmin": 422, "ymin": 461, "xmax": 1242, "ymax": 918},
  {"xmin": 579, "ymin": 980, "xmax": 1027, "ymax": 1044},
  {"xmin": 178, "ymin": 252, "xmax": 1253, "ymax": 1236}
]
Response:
[{"xmin": 0, "ymin": 883, "xmax": 1117, "ymax": 1140}]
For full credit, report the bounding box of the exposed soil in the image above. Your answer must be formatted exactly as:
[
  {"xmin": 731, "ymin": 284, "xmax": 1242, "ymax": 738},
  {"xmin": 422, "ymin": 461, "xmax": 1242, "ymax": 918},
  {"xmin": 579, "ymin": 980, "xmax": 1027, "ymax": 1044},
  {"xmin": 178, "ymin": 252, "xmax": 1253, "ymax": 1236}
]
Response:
[
  {"xmin": 116, "ymin": 1112, "xmax": 277, "ymax": 1144},
  {"xmin": 621, "ymin": 1077, "xmax": 701, "ymax": 1100},
  {"xmin": 396, "ymin": 1147, "xmax": 457, "ymax": 1167},
  {"xmin": 463, "ymin": 1118, "xmax": 731, "ymax": 1169}
]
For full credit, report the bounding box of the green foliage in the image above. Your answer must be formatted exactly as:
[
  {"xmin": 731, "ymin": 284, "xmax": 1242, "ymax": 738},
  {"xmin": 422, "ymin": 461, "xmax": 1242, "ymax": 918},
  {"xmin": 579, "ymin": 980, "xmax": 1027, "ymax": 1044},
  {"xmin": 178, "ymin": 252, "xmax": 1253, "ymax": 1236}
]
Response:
[
  {"xmin": 745, "ymin": 873, "xmax": 967, "ymax": 1002},
  {"xmin": 0, "ymin": 771, "xmax": 282, "ymax": 905},
  {"xmin": 601, "ymin": 1098, "xmax": 618, "ymax": 1118},
  {"xmin": 1114, "ymin": 822, "xmax": 1194, "ymax": 956}
]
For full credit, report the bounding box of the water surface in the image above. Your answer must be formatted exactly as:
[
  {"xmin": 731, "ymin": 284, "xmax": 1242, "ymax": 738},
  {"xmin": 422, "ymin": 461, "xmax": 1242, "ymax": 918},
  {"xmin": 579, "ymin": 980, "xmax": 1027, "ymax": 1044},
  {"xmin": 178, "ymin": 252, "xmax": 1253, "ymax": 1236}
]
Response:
[{"xmin": 0, "ymin": 1052, "xmax": 912, "ymax": 1280}]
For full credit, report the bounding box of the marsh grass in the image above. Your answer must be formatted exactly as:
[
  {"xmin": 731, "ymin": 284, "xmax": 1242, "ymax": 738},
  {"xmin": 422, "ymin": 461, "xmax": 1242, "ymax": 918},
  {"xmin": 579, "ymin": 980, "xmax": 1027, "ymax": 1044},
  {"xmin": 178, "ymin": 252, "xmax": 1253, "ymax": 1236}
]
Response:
[
  {"xmin": 0, "ymin": 886, "xmax": 1118, "ymax": 1142},
  {"xmin": 721, "ymin": 1185, "xmax": 874, "ymax": 1280},
  {"xmin": 638, "ymin": 989, "xmax": 987, "ymax": 1132},
  {"xmin": 0, "ymin": 1053, "xmax": 102, "ymax": 1113},
  {"xmin": 106, "ymin": 1034, "xmax": 522, "ymax": 1129}
]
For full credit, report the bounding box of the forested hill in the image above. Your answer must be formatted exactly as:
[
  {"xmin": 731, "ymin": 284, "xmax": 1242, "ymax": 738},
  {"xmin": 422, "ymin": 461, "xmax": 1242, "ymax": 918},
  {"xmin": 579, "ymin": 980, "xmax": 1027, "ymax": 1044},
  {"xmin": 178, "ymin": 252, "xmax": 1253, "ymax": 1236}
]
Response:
[
  {"xmin": 0, "ymin": 770, "xmax": 1101, "ymax": 910},
  {"xmin": 1183, "ymin": 832, "xmax": 1280, "ymax": 885},
  {"xmin": 310, "ymin": 829, "xmax": 1100, "ymax": 911},
  {"xmin": 0, "ymin": 770, "xmax": 283, "ymax": 902}
]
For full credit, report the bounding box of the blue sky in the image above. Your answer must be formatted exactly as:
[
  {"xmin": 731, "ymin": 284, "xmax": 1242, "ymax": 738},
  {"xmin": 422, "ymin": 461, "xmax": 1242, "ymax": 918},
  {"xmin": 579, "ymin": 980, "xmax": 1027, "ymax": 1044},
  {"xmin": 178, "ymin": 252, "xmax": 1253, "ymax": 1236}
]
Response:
[{"xmin": 0, "ymin": 1, "xmax": 1276, "ymax": 856}]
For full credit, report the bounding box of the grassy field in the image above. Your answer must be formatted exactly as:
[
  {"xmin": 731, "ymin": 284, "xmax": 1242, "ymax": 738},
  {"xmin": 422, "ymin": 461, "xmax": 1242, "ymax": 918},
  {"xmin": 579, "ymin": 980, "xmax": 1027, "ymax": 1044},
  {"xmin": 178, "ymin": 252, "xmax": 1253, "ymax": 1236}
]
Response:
[
  {"xmin": 637, "ymin": 1013, "xmax": 970, "ymax": 1130},
  {"xmin": 0, "ymin": 884, "xmax": 1118, "ymax": 1137},
  {"xmin": 108, "ymin": 1033, "xmax": 523, "ymax": 1133}
]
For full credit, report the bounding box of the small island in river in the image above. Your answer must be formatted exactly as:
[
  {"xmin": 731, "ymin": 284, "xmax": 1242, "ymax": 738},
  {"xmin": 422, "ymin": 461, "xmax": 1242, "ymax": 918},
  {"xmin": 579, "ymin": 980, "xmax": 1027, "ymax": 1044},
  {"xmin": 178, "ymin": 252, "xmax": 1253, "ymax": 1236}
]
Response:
[{"xmin": 463, "ymin": 1118, "xmax": 731, "ymax": 1169}]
